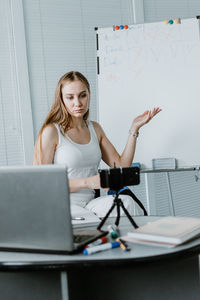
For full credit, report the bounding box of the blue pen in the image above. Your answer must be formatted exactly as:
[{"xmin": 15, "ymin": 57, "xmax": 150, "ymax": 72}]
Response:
[{"xmin": 83, "ymin": 241, "xmax": 120, "ymax": 255}]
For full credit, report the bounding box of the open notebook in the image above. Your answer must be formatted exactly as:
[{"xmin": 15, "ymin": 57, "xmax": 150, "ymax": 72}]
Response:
[
  {"xmin": 0, "ymin": 165, "xmax": 107, "ymax": 254},
  {"xmin": 71, "ymin": 204, "xmax": 101, "ymax": 228}
]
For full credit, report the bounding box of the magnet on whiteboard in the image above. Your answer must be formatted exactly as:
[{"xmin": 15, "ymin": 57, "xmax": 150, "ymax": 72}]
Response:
[{"xmin": 174, "ymin": 18, "xmax": 181, "ymax": 24}]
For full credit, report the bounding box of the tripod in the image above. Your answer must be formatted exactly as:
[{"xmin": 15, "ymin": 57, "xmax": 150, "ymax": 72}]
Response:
[{"xmin": 97, "ymin": 192, "xmax": 139, "ymax": 230}]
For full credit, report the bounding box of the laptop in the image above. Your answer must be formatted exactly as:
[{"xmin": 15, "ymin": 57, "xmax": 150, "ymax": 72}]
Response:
[{"xmin": 0, "ymin": 165, "xmax": 107, "ymax": 254}]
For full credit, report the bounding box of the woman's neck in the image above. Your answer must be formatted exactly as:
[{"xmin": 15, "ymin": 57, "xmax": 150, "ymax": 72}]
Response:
[{"xmin": 69, "ymin": 118, "xmax": 88, "ymax": 129}]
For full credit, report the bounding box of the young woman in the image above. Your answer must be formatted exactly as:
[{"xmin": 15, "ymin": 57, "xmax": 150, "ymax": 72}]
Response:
[{"xmin": 33, "ymin": 71, "xmax": 161, "ymax": 215}]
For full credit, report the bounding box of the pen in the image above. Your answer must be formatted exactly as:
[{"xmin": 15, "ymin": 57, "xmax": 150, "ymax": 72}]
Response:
[
  {"xmin": 83, "ymin": 241, "xmax": 120, "ymax": 255},
  {"xmin": 85, "ymin": 236, "xmax": 108, "ymax": 248},
  {"xmin": 72, "ymin": 217, "xmax": 85, "ymax": 220}
]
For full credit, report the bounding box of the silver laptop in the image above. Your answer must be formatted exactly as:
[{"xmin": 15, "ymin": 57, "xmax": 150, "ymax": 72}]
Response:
[{"xmin": 0, "ymin": 165, "xmax": 107, "ymax": 254}]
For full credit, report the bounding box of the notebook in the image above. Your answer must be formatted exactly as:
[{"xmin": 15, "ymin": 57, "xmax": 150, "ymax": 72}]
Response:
[{"xmin": 0, "ymin": 165, "xmax": 107, "ymax": 254}]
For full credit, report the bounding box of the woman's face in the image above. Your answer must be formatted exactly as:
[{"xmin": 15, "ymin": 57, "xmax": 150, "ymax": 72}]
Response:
[{"xmin": 62, "ymin": 80, "xmax": 90, "ymax": 118}]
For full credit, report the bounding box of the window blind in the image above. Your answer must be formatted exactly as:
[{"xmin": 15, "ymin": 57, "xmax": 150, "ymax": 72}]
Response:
[{"xmin": 0, "ymin": 0, "xmax": 29, "ymax": 165}]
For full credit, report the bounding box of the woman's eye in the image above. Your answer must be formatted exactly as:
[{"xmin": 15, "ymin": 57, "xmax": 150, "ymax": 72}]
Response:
[
  {"xmin": 66, "ymin": 96, "xmax": 73, "ymax": 100},
  {"xmin": 81, "ymin": 93, "xmax": 86, "ymax": 98}
]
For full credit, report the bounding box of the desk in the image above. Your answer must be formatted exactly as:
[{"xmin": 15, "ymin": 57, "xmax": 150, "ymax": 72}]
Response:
[{"xmin": 0, "ymin": 216, "xmax": 200, "ymax": 300}]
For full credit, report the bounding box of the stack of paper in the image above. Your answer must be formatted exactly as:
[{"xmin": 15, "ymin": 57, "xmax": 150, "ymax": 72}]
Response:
[{"xmin": 122, "ymin": 216, "xmax": 200, "ymax": 247}]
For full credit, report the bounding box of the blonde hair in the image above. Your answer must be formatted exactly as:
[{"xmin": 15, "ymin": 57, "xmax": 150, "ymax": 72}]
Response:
[{"xmin": 33, "ymin": 71, "xmax": 90, "ymax": 164}]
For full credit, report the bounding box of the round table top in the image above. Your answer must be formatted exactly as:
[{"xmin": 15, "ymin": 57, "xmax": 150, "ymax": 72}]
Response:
[{"xmin": 1, "ymin": 216, "xmax": 200, "ymax": 271}]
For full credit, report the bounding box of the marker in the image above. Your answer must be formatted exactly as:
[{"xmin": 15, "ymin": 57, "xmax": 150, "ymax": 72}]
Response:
[
  {"xmin": 83, "ymin": 242, "xmax": 120, "ymax": 255},
  {"xmin": 116, "ymin": 238, "xmax": 131, "ymax": 252},
  {"xmin": 107, "ymin": 225, "xmax": 119, "ymax": 239},
  {"xmin": 72, "ymin": 217, "xmax": 85, "ymax": 220},
  {"xmin": 85, "ymin": 236, "xmax": 108, "ymax": 248}
]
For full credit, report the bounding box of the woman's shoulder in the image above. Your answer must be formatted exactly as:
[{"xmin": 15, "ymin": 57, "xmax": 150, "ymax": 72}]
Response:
[
  {"xmin": 41, "ymin": 124, "xmax": 58, "ymax": 142},
  {"xmin": 90, "ymin": 121, "xmax": 105, "ymax": 142},
  {"xmin": 91, "ymin": 121, "xmax": 105, "ymax": 133},
  {"xmin": 90, "ymin": 120, "xmax": 101, "ymax": 131}
]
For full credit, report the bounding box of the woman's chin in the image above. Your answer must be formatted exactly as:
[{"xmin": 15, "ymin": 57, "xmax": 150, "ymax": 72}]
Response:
[{"xmin": 72, "ymin": 112, "xmax": 84, "ymax": 118}]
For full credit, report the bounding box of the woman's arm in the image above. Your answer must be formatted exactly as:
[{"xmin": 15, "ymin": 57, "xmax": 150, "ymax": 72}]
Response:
[
  {"xmin": 70, "ymin": 175, "xmax": 101, "ymax": 192},
  {"xmin": 93, "ymin": 107, "xmax": 161, "ymax": 167},
  {"xmin": 33, "ymin": 124, "xmax": 58, "ymax": 164}
]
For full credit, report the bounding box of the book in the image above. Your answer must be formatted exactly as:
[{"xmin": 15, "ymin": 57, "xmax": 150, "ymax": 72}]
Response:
[{"xmin": 124, "ymin": 216, "xmax": 200, "ymax": 247}]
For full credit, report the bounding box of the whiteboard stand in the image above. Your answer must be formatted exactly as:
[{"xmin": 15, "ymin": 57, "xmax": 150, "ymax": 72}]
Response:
[{"xmin": 132, "ymin": 0, "xmax": 144, "ymax": 24}]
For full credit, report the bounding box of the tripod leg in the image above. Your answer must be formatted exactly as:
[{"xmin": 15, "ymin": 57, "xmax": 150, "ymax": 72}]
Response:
[
  {"xmin": 115, "ymin": 198, "xmax": 121, "ymax": 227},
  {"xmin": 120, "ymin": 200, "xmax": 139, "ymax": 229},
  {"xmin": 97, "ymin": 201, "xmax": 116, "ymax": 230}
]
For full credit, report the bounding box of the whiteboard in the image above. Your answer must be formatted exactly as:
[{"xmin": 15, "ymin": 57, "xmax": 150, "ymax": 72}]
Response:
[{"xmin": 97, "ymin": 18, "xmax": 200, "ymax": 168}]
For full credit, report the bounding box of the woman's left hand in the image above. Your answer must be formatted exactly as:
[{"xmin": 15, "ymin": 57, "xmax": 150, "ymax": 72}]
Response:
[{"xmin": 131, "ymin": 107, "xmax": 162, "ymax": 132}]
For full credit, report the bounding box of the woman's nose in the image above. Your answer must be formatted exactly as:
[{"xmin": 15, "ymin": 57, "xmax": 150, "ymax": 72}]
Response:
[{"xmin": 74, "ymin": 96, "xmax": 81, "ymax": 106}]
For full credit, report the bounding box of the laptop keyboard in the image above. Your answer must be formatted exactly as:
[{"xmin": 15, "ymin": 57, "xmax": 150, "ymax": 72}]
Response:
[{"xmin": 73, "ymin": 234, "xmax": 93, "ymax": 244}]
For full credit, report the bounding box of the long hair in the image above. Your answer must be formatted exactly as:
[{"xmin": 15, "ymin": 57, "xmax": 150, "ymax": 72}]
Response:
[{"xmin": 33, "ymin": 71, "xmax": 90, "ymax": 164}]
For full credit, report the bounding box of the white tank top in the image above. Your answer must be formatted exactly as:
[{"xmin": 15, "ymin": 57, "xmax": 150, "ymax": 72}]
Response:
[{"xmin": 53, "ymin": 121, "xmax": 102, "ymax": 207}]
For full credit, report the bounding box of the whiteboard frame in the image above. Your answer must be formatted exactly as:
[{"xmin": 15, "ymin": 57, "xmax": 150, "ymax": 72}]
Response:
[{"xmin": 96, "ymin": 18, "xmax": 200, "ymax": 169}]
